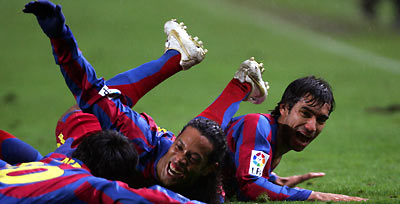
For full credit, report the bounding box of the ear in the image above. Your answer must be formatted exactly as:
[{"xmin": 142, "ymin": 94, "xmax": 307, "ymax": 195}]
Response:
[
  {"xmin": 201, "ymin": 162, "xmax": 219, "ymax": 176},
  {"xmin": 279, "ymin": 103, "xmax": 289, "ymax": 117}
]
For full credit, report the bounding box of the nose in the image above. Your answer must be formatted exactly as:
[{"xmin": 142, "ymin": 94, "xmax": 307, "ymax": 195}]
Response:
[
  {"xmin": 176, "ymin": 152, "xmax": 188, "ymax": 167},
  {"xmin": 304, "ymin": 117, "xmax": 317, "ymax": 133}
]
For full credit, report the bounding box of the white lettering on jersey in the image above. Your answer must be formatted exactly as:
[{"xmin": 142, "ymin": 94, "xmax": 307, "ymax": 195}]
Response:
[{"xmin": 98, "ymin": 85, "xmax": 121, "ymax": 99}]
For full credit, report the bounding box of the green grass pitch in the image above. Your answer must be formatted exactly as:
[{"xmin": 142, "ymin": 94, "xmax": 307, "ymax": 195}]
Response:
[{"xmin": 1, "ymin": 0, "xmax": 399, "ymax": 203}]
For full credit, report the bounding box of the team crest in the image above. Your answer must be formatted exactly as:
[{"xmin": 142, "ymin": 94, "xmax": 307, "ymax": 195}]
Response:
[{"xmin": 248, "ymin": 150, "xmax": 269, "ymax": 177}]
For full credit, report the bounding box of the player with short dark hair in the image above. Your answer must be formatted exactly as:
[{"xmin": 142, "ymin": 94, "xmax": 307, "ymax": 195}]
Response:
[
  {"xmin": 71, "ymin": 129, "xmax": 138, "ymax": 182},
  {"xmin": 0, "ymin": 129, "xmax": 204, "ymax": 203}
]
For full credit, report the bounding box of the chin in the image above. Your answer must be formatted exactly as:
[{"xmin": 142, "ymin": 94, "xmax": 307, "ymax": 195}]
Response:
[
  {"xmin": 292, "ymin": 147, "xmax": 306, "ymax": 152},
  {"xmin": 290, "ymin": 142, "xmax": 307, "ymax": 152}
]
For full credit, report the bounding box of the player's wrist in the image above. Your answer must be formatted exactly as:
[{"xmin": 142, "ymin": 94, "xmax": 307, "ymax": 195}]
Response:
[{"xmin": 307, "ymin": 191, "xmax": 322, "ymax": 201}]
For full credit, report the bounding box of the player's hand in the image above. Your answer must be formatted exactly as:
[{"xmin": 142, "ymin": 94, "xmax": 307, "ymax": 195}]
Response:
[
  {"xmin": 275, "ymin": 172, "xmax": 325, "ymax": 187},
  {"xmin": 308, "ymin": 191, "xmax": 368, "ymax": 202},
  {"xmin": 23, "ymin": 0, "xmax": 67, "ymax": 37}
]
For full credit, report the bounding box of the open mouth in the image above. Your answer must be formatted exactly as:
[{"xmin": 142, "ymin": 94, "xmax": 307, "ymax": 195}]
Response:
[
  {"xmin": 296, "ymin": 131, "xmax": 313, "ymax": 143},
  {"xmin": 167, "ymin": 162, "xmax": 184, "ymax": 178}
]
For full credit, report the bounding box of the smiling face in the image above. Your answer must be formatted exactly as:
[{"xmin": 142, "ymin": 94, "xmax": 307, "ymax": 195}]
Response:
[
  {"xmin": 278, "ymin": 95, "xmax": 331, "ymax": 152},
  {"xmin": 156, "ymin": 126, "xmax": 214, "ymax": 188}
]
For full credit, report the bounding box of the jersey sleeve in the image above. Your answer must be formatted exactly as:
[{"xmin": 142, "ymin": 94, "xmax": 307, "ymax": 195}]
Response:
[
  {"xmin": 196, "ymin": 79, "xmax": 251, "ymax": 129},
  {"xmin": 0, "ymin": 130, "xmax": 43, "ymax": 164},
  {"xmin": 268, "ymin": 172, "xmax": 278, "ymax": 182},
  {"xmin": 0, "ymin": 157, "xmax": 203, "ymax": 204},
  {"xmin": 106, "ymin": 49, "xmax": 182, "ymax": 108},
  {"xmin": 136, "ymin": 185, "xmax": 205, "ymax": 204},
  {"xmin": 65, "ymin": 177, "xmax": 205, "ymax": 204},
  {"xmin": 231, "ymin": 114, "xmax": 311, "ymax": 201},
  {"xmin": 0, "ymin": 159, "xmax": 9, "ymax": 168},
  {"xmin": 50, "ymin": 27, "xmax": 156, "ymax": 153}
]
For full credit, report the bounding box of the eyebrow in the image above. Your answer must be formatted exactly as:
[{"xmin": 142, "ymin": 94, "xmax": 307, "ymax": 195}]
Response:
[
  {"xmin": 177, "ymin": 138, "xmax": 184, "ymax": 146},
  {"xmin": 302, "ymin": 106, "xmax": 329, "ymax": 121},
  {"xmin": 177, "ymin": 138, "xmax": 203, "ymax": 161}
]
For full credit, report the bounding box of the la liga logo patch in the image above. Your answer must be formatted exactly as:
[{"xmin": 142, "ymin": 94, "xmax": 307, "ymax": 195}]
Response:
[
  {"xmin": 248, "ymin": 150, "xmax": 269, "ymax": 177},
  {"xmin": 253, "ymin": 152, "xmax": 266, "ymax": 167}
]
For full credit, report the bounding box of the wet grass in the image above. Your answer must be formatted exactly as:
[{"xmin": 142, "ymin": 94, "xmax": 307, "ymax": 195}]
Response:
[{"xmin": 1, "ymin": 0, "xmax": 399, "ymax": 203}]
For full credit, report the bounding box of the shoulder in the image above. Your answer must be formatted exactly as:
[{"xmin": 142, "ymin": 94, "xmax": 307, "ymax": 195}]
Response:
[
  {"xmin": 242, "ymin": 114, "xmax": 274, "ymax": 141},
  {"xmin": 140, "ymin": 112, "xmax": 158, "ymax": 131},
  {"xmin": 242, "ymin": 113, "xmax": 272, "ymax": 126}
]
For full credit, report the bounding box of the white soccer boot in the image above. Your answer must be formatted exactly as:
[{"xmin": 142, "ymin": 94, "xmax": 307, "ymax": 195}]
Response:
[
  {"xmin": 234, "ymin": 57, "xmax": 269, "ymax": 104},
  {"xmin": 164, "ymin": 19, "xmax": 208, "ymax": 70}
]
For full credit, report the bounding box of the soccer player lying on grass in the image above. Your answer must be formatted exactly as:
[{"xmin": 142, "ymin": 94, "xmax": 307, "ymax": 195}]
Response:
[
  {"xmin": 200, "ymin": 76, "xmax": 368, "ymax": 202},
  {"xmin": 0, "ymin": 129, "xmax": 204, "ymax": 204}
]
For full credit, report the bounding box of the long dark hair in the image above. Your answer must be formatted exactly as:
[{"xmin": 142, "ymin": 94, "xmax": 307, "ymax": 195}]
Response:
[{"xmin": 177, "ymin": 118, "xmax": 227, "ymax": 204}]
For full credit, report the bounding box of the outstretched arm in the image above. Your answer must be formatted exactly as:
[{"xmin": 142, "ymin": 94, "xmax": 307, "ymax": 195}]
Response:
[
  {"xmin": 308, "ymin": 191, "xmax": 367, "ymax": 202},
  {"xmin": 232, "ymin": 116, "xmax": 367, "ymax": 202},
  {"xmin": 76, "ymin": 180, "xmax": 205, "ymax": 204},
  {"xmin": 132, "ymin": 185, "xmax": 205, "ymax": 204},
  {"xmin": 23, "ymin": 1, "xmax": 182, "ymax": 111},
  {"xmin": 272, "ymin": 172, "xmax": 325, "ymax": 188},
  {"xmin": 0, "ymin": 130, "xmax": 43, "ymax": 164},
  {"xmin": 24, "ymin": 1, "xmax": 157, "ymax": 155},
  {"xmin": 23, "ymin": 0, "xmax": 67, "ymax": 38},
  {"xmin": 24, "ymin": 0, "xmax": 105, "ymax": 122},
  {"xmin": 23, "ymin": 0, "xmax": 121, "ymax": 126}
]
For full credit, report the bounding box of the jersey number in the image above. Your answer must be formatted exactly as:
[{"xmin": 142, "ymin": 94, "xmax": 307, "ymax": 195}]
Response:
[{"xmin": 0, "ymin": 162, "xmax": 64, "ymax": 184}]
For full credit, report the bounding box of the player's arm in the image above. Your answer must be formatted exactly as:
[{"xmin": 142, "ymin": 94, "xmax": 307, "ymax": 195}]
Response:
[
  {"xmin": 23, "ymin": 0, "xmax": 128, "ymax": 127},
  {"xmin": 23, "ymin": 0, "xmax": 67, "ymax": 38},
  {"xmin": 233, "ymin": 115, "xmax": 311, "ymax": 201},
  {"xmin": 0, "ymin": 160, "xmax": 10, "ymax": 168},
  {"xmin": 78, "ymin": 180, "xmax": 204, "ymax": 204},
  {"xmin": 23, "ymin": 1, "xmax": 153, "ymax": 142},
  {"xmin": 271, "ymin": 171, "xmax": 325, "ymax": 188},
  {"xmin": 48, "ymin": 20, "xmax": 152, "ymax": 143},
  {"xmin": 307, "ymin": 191, "xmax": 367, "ymax": 202},
  {"xmin": 0, "ymin": 130, "xmax": 43, "ymax": 164},
  {"xmin": 235, "ymin": 116, "xmax": 367, "ymax": 202},
  {"xmin": 48, "ymin": 27, "xmax": 154, "ymax": 144},
  {"xmin": 23, "ymin": 0, "xmax": 112, "ymax": 115},
  {"xmin": 132, "ymin": 185, "xmax": 205, "ymax": 204}
]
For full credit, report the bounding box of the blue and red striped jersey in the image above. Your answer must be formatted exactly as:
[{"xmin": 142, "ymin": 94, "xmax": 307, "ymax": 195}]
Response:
[
  {"xmin": 0, "ymin": 130, "xmax": 43, "ymax": 165},
  {"xmin": 222, "ymin": 113, "xmax": 312, "ymax": 201},
  {"xmin": 49, "ymin": 24, "xmax": 311, "ymax": 202},
  {"xmin": 49, "ymin": 25, "xmax": 246, "ymax": 190},
  {"xmin": 50, "ymin": 27, "xmax": 181, "ymax": 187},
  {"xmin": 0, "ymin": 151, "xmax": 203, "ymax": 203}
]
